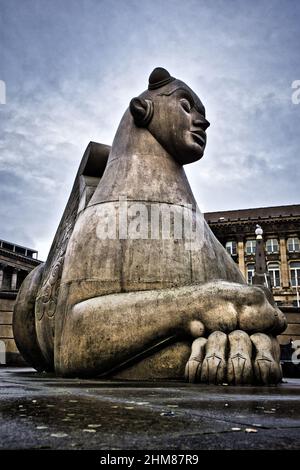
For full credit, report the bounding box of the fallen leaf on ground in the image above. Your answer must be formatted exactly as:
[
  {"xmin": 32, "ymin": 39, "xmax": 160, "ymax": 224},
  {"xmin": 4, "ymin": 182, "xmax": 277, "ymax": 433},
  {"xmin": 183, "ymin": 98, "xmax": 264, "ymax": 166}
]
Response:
[{"xmin": 160, "ymin": 411, "xmax": 175, "ymax": 417}]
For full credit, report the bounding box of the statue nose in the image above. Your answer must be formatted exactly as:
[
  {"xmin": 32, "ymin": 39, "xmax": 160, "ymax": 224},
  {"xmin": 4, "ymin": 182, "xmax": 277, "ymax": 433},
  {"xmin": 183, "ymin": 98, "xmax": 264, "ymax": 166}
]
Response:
[{"xmin": 193, "ymin": 118, "xmax": 210, "ymax": 132}]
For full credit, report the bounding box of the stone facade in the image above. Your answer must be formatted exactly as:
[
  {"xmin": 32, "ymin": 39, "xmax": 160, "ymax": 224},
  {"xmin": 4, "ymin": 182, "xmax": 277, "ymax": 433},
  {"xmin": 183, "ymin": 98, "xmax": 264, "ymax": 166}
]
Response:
[
  {"xmin": 205, "ymin": 204, "xmax": 300, "ymax": 345},
  {"xmin": 0, "ymin": 239, "xmax": 42, "ymax": 365}
]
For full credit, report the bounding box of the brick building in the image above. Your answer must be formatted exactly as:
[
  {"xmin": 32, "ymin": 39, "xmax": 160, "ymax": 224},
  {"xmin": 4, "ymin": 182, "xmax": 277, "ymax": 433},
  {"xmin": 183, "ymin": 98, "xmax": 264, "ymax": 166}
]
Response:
[
  {"xmin": 204, "ymin": 204, "xmax": 300, "ymax": 344},
  {"xmin": 0, "ymin": 239, "xmax": 42, "ymax": 365}
]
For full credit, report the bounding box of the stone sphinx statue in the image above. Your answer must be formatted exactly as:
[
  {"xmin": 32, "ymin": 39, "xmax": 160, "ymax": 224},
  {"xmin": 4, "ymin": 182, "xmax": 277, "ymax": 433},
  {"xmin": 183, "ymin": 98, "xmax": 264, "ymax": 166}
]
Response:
[{"xmin": 13, "ymin": 67, "xmax": 287, "ymax": 384}]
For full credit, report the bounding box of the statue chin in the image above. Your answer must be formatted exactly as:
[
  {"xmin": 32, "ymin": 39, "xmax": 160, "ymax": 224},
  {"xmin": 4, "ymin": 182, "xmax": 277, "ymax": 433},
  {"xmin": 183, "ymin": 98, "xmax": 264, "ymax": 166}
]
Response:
[
  {"xmin": 174, "ymin": 150, "xmax": 204, "ymax": 166},
  {"xmin": 168, "ymin": 132, "xmax": 206, "ymax": 165},
  {"xmin": 172, "ymin": 146, "xmax": 204, "ymax": 166}
]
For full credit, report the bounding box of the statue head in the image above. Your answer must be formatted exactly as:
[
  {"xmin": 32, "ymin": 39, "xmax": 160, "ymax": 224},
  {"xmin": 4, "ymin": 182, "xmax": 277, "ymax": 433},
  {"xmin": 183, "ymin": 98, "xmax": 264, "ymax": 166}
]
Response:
[{"xmin": 129, "ymin": 67, "xmax": 210, "ymax": 165}]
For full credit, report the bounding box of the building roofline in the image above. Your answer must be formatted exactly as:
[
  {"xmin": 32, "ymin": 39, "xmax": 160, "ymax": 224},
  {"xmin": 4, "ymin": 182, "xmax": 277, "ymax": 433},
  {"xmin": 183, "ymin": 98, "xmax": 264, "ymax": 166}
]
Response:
[
  {"xmin": 0, "ymin": 238, "xmax": 38, "ymax": 254},
  {"xmin": 205, "ymin": 203, "xmax": 300, "ymax": 216},
  {"xmin": 204, "ymin": 203, "xmax": 300, "ymax": 223},
  {"xmin": 0, "ymin": 248, "xmax": 43, "ymax": 265}
]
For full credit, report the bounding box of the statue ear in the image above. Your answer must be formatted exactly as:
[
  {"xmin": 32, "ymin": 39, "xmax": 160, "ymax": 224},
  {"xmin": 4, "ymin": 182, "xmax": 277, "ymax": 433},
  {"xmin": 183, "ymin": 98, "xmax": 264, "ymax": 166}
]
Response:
[{"xmin": 129, "ymin": 97, "xmax": 153, "ymax": 127}]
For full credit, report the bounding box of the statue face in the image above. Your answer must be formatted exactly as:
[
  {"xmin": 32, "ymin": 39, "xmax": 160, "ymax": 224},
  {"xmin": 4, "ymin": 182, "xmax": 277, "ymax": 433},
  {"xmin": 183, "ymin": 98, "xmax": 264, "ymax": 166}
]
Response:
[{"xmin": 148, "ymin": 85, "xmax": 210, "ymax": 165}]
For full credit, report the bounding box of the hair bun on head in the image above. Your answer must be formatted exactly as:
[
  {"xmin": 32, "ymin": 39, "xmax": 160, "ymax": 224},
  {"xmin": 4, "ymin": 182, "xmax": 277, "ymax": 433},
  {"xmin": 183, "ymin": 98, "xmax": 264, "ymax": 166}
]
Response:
[{"xmin": 148, "ymin": 67, "xmax": 175, "ymax": 90}]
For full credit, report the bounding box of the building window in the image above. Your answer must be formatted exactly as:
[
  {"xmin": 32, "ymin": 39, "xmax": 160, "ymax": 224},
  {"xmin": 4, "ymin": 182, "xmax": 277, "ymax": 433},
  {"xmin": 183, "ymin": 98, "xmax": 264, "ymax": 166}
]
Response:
[
  {"xmin": 1, "ymin": 268, "xmax": 12, "ymax": 290},
  {"xmin": 247, "ymin": 263, "xmax": 255, "ymax": 285},
  {"xmin": 266, "ymin": 238, "xmax": 279, "ymax": 254},
  {"xmin": 245, "ymin": 240, "xmax": 256, "ymax": 255},
  {"xmin": 287, "ymin": 237, "xmax": 300, "ymax": 253},
  {"xmin": 290, "ymin": 262, "xmax": 300, "ymax": 287},
  {"xmin": 268, "ymin": 262, "xmax": 281, "ymax": 288},
  {"xmin": 226, "ymin": 241, "xmax": 237, "ymax": 256}
]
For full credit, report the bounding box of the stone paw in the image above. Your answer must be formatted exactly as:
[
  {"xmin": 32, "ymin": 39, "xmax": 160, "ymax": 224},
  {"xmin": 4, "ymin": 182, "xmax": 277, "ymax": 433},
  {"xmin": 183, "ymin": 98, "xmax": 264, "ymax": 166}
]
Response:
[{"xmin": 186, "ymin": 330, "xmax": 282, "ymax": 385}]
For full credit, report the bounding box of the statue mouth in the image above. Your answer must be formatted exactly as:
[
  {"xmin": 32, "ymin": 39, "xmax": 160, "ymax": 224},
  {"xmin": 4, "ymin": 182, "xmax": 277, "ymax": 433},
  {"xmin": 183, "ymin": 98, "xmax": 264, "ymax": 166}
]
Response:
[{"xmin": 190, "ymin": 130, "xmax": 206, "ymax": 147}]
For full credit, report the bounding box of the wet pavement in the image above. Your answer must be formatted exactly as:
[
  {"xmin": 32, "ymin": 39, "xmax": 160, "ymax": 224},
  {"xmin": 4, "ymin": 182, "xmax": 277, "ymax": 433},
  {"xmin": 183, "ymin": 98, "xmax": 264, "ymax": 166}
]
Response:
[{"xmin": 0, "ymin": 368, "xmax": 300, "ymax": 449}]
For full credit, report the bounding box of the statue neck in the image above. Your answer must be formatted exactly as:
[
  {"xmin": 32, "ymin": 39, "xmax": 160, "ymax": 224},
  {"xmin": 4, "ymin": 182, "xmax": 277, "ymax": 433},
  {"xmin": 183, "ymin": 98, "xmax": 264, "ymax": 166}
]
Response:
[{"xmin": 89, "ymin": 110, "xmax": 197, "ymax": 208}]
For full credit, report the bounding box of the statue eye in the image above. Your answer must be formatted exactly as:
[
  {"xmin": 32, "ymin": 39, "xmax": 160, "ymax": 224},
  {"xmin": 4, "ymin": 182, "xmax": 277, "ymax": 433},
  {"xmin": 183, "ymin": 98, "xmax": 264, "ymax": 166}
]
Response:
[{"xmin": 180, "ymin": 98, "xmax": 192, "ymax": 112}]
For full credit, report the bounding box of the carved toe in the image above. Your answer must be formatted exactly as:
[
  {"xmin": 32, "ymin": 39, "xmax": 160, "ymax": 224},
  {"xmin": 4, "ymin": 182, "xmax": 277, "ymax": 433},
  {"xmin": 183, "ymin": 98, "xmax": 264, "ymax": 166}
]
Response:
[
  {"xmin": 185, "ymin": 337, "xmax": 207, "ymax": 383},
  {"xmin": 201, "ymin": 331, "xmax": 227, "ymax": 384},
  {"xmin": 251, "ymin": 333, "xmax": 282, "ymax": 384},
  {"xmin": 227, "ymin": 330, "xmax": 253, "ymax": 384}
]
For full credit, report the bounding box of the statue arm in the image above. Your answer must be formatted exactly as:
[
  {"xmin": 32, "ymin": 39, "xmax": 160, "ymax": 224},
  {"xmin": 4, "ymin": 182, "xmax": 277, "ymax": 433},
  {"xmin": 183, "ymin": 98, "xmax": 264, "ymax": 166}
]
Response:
[{"xmin": 56, "ymin": 281, "xmax": 286, "ymax": 377}]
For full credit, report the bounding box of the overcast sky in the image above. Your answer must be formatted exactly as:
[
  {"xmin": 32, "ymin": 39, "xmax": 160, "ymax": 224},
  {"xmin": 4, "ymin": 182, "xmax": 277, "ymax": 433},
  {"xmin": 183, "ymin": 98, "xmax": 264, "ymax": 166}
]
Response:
[{"xmin": 0, "ymin": 0, "xmax": 299, "ymax": 260}]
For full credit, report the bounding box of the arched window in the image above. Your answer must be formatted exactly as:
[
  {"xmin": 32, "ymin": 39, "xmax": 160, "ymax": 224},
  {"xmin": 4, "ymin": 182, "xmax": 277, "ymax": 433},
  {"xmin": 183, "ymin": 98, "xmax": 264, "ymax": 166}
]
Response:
[
  {"xmin": 226, "ymin": 241, "xmax": 237, "ymax": 256},
  {"xmin": 247, "ymin": 263, "xmax": 255, "ymax": 285},
  {"xmin": 268, "ymin": 262, "xmax": 281, "ymax": 288},
  {"xmin": 287, "ymin": 237, "xmax": 300, "ymax": 253},
  {"xmin": 290, "ymin": 262, "xmax": 300, "ymax": 287},
  {"xmin": 245, "ymin": 240, "xmax": 256, "ymax": 255},
  {"xmin": 266, "ymin": 238, "xmax": 279, "ymax": 254}
]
